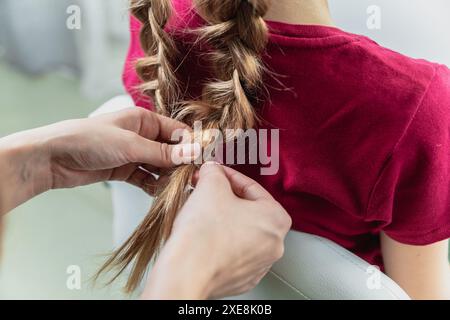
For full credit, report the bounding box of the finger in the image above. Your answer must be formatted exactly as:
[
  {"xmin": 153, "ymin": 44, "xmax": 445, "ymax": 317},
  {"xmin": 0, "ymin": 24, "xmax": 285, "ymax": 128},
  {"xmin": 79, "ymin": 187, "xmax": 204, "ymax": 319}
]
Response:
[
  {"xmin": 136, "ymin": 165, "xmax": 170, "ymax": 188},
  {"xmin": 196, "ymin": 162, "xmax": 232, "ymax": 192},
  {"xmin": 125, "ymin": 167, "xmax": 161, "ymax": 196},
  {"xmin": 107, "ymin": 163, "xmax": 139, "ymax": 181},
  {"xmin": 155, "ymin": 175, "xmax": 169, "ymax": 188},
  {"xmin": 116, "ymin": 108, "xmax": 191, "ymax": 142},
  {"xmin": 151, "ymin": 112, "xmax": 192, "ymax": 142},
  {"xmin": 127, "ymin": 135, "xmax": 199, "ymax": 168},
  {"xmin": 192, "ymin": 169, "xmax": 200, "ymax": 186},
  {"xmin": 140, "ymin": 164, "xmax": 162, "ymax": 176},
  {"xmin": 221, "ymin": 166, "xmax": 274, "ymax": 201},
  {"xmin": 105, "ymin": 164, "xmax": 160, "ymax": 195},
  {"xmin": 138, "ymin": 165, "xmax": 172, "ymax": 188}
]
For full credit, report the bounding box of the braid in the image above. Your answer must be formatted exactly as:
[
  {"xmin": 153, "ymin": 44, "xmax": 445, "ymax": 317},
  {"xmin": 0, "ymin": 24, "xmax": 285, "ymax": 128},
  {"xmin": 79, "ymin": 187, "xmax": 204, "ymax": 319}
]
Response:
[
  {"xmin": 132, "ymin": 0, "xmax": 179, "ymax": 115},
  {"xmin": 194, "ymin": 0, "xmax": 270, "ymax": 132},
  {"xmin": 97, "ymin": 0, "xmax": 271, "ymax": 293}
]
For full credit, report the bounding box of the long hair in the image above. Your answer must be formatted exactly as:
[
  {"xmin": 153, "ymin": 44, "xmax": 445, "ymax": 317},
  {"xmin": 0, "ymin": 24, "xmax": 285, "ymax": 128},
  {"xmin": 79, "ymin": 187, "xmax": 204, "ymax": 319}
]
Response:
[{"xmin": 97, "ymin": 0, "xmax": 271, "ymax": 292}]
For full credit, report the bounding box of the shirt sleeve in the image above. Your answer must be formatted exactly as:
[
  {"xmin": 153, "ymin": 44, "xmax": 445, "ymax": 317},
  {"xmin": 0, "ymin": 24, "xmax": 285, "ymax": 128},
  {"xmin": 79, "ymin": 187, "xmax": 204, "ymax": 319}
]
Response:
[{"xmin": 366, "ymin": 64, "xmax": 450, "ymax": 245}]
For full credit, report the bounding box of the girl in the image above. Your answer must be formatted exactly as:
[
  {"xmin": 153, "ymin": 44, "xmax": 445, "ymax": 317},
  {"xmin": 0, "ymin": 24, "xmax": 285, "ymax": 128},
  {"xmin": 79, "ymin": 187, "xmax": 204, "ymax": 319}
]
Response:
[{"xmin": 112, "ymin": 0, "xmax": 450, "ymax": 299}]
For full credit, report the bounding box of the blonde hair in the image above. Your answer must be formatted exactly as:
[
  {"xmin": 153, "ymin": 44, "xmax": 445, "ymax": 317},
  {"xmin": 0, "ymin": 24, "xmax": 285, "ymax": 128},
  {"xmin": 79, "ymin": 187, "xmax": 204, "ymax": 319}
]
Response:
[{"xmin": 97, "ymin": 0, "xmax": 271, "ymax": 292}]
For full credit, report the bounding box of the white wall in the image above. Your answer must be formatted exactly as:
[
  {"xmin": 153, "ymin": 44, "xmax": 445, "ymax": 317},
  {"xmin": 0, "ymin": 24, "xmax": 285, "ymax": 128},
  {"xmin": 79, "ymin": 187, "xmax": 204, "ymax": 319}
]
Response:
[
  {"xmin": 329, "ymin": 0, "xmax": 450, "ymax": 67},
  {"xmin": 0, "ymin": 0, "xmax": 78, "ymax": 73},
  {"xmin": 76, "ymin": 0, "xmax": 130, "ymax": 99},
  {"xmin": 0, "ymin": 0, "xmax": 130, "ymax": 99}
]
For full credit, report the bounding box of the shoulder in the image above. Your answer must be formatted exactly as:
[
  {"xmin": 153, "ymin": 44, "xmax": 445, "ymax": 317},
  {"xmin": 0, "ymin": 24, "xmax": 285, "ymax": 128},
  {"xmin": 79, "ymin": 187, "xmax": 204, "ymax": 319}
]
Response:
[
  {"xmin": 313, "ymin": 34, "xmax": 450, "ymax": 217},
  {"xmin": 353, "ymin": 36, "xmax": 450, "ymax": 148},
  {"xmin": 405, "ymin": 63, "xmax": 450, "ymax": 146},
  {"xmin": 348, "ymin": 35, "xmax": 440, "ymax": 100},
  {"xmin": 338, "ymin": 35, "xmax": 449, "ymax": 165},
  {"xmin": 361, "ymin": 36, "xmax": 450, "ymax": 143},
  {"xmin": 365, "ymin": 59, "xmax": 450, "ymax": 233}
]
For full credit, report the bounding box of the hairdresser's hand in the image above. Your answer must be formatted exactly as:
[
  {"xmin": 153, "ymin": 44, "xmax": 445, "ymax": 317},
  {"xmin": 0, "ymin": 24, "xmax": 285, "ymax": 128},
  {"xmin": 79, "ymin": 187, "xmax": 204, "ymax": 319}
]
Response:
[
  {"xmin": 143, "ymin": 163, "xmax": 292, "ymax": 300},
  {"xmin": 0, "ymin": 108, "xmax": 195, "ymax": 215}
]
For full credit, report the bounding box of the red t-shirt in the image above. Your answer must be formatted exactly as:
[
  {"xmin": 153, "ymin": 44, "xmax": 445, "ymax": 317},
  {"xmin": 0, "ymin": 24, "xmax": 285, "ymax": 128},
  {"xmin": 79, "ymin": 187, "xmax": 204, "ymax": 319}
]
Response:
[{"xmin": 123, "ymin": 1, "xmax": 450, "ymax": 268}]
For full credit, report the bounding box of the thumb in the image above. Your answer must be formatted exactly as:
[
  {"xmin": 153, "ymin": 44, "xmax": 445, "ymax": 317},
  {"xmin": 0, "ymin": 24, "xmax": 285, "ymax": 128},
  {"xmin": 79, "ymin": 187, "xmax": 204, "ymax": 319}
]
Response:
[{"xmin": 130, "ymin": 135, "xmax": 199, "ymax": 168}]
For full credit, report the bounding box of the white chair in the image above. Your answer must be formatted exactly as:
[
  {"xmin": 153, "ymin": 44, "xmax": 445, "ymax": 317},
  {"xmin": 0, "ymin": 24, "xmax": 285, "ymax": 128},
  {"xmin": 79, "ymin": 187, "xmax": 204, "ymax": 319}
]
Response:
[{"xmin": 91, "ymin": 96, "xmax": 410, "ymax": 300}]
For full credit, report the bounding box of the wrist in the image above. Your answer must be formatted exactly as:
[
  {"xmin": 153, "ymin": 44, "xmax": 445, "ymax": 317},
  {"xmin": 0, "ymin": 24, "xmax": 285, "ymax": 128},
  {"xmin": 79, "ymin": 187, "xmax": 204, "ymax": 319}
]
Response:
[
  {"xmin": 141, "ymin": 231, "xmax": 216, "ymax": 300},
  {"xmin": 0, "ymin": 130, "xmax": 52, "ymax": 214}
]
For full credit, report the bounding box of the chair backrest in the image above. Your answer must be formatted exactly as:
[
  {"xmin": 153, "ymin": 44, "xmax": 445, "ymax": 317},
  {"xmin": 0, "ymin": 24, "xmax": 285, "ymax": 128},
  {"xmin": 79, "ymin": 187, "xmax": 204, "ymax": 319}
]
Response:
[{"xmin": 233, "ymin": 231, "xmax": 410, "ymax": 300}]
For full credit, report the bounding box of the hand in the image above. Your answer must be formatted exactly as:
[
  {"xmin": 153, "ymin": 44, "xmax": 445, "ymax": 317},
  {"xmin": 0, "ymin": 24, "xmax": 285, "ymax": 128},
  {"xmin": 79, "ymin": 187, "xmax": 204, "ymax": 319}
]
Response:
[
  {"xmin": 142, "ymin": 162, "xmax": 292, "ymax": 299},
  {"xmin": 44, "ymin": 108, "xmax": 194, "ymax": 192},
  {"xmin": 0, "ymin": 108, "xmax": 196, "ymax": 214}
]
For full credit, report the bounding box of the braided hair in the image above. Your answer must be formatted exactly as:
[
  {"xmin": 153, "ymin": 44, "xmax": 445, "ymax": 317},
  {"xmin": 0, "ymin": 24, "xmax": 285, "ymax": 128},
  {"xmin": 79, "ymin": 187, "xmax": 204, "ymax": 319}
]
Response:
[{"xmin": 98, "ymin": 0, "xmax": 271, "ymax": 292}]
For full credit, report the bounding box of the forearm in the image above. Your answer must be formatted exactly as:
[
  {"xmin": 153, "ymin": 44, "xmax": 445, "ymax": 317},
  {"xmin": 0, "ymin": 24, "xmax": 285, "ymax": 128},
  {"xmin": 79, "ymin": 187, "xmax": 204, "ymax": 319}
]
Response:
[{"xmin": 0, "ymin": 129, "xmax": 51, "ymax": 215}]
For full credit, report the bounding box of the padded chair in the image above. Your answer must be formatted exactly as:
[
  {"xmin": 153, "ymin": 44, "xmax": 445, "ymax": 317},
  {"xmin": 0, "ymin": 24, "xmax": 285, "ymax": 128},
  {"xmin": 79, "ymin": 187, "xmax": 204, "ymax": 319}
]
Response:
[{"xmin": 91, "ymin": 96, "xmax": 411, "ymax": 300}]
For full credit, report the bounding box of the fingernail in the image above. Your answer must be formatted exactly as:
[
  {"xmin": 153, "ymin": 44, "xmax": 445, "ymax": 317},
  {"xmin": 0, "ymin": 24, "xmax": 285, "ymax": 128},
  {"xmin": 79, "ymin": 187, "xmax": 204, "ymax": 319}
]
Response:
[
  {"xmin": 203, "ymin": 161, "xmax": 221, "ymax": 166},
  {"xmin": 173, "ymin": 143, "xmax": 201, "ymax": 164}
]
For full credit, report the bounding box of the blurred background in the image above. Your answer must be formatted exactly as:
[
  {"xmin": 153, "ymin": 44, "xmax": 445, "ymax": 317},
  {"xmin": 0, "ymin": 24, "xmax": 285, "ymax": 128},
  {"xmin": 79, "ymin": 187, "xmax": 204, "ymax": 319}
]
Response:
[
  {"xmin": 0, "ymin": 0, "xmax": 131, "ymax": 299},
  {"xmin": 0, "ymin": 0, "xmax": 449, "ymax": 299}
]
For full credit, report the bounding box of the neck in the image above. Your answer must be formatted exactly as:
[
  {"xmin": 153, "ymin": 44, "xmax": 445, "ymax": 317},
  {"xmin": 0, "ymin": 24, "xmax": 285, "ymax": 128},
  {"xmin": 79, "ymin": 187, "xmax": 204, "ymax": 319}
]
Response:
[{"xmin": 265, "ymin": 0, "xmax": 334, "ymax": 27}]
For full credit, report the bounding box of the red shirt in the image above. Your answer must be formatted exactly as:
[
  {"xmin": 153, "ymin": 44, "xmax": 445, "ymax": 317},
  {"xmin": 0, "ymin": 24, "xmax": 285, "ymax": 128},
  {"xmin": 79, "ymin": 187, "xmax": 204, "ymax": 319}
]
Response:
[{"xmin": 123, "ymin": 1, "xmax": 450, "ymax": 268}]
